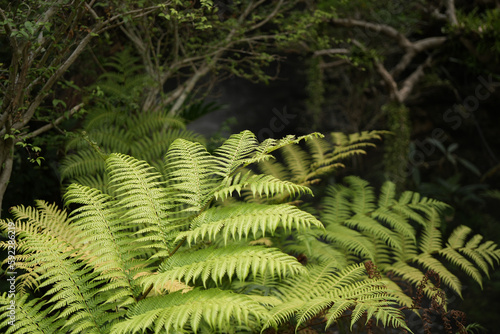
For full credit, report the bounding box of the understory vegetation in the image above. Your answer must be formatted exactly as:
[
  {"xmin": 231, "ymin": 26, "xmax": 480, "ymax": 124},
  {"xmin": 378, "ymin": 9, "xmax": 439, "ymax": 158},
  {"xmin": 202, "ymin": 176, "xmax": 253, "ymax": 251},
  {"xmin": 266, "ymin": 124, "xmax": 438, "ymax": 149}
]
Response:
[
  {"xmin": 1, "ymin": 131, "xmax": 499, "ymax": 333},
  {"xmin": 1, "ymin": 0, "xmax": 500, "ymax": 333}
]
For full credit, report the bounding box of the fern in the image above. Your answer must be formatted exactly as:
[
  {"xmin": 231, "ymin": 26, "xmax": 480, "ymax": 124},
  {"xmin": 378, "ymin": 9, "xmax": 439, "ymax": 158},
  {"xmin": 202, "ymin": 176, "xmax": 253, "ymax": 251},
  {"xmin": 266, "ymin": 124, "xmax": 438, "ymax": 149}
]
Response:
[
  {"xmin": 292, "ymin": 176, "xmax": 500, "ymax": 304},
  {"xmin": 0, "ymin": 131, "xmax": 327, "ymax": 334},
  {"xmin": 61, "ymin": 49, "xmax": 204, "ymax": 190},
  {"xmin": 263, "ymin": 262, "xmax": 410, "ymax": 332},
  {"xmin": 253, "ymin": 130, "xmax": 386, "ymax": 202}
]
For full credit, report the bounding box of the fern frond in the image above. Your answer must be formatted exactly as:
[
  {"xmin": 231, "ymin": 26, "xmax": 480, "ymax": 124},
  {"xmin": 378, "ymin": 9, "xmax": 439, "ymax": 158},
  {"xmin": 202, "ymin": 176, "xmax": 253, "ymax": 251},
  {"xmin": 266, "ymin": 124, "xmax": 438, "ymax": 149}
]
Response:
[
  {"xmin": 254, "ymin": 133, "xmax": 324, "ymax": 157},
  {"xmin": 20, "ymin": 232, "xmax": 115, "ymax": 333},
  {"xmin": 60, "ymin": 150, "xmax": 106, "ymax": 181},
  {"xmin": 140, "ymin": 246, "xmax": 304, "ymax": 288},
  {"xmin": 321, "ymin": 184, "xmax": 353, "ymax": 224},
  {"xmin": 257, "ymin": 158, "xmax": 291, "ymax": 181},
  {"xmin": 266, "ymin": 262, "xmax": 409, "ymax": 332},
  {"xmin": 447, "ymin": 225, "xmax": 472, "ymax": 249},
  {"xmin": 320, "ymin": 227, "xmax": 375, "ymax": 261},
  {"xmin": 212, "ymin": 130, "xmax": 259, "ymax": 178},
  {"xmin": 130, "ymin": 129, "xmax": 204, "ymax": 165},
  {"xmin": 418, "ymin": 210, "xmax": 443, "ymax": 253},
  {"xmin": 281, "ymin": 144, "xmax": 310, "ymax": 183},
  {"xmin": 165, "ymin": 139, "xmax": 216, "ymax": 211},
  {"xmin": 63, "ymin": 183, "xmax": 140, "ymax": 304},
  {"xmin": 439, "ymin": 247, "xmax": 483, "ymax": 287},
  {"xmin": 306, "ymin": 136, "xmax": 332, "ymax": 166},
  {"xmin": 110, "ymin": 288, "xmax": 270, "ymax": 334},
  {"xmin": 344, "ymin": 176, "xmax": 376, "ymax": 214},
  {"xmin": 213, "ymin": 171, "xmax": 312, "ymax": 201},
  {"xmin": 128, "ymin": 112, "xmax": 186, "ymax": 138},
  {"xmin": 9, "ymin": 201, "xmax": 77, "ymax": 247},
  {"xmin": 345, "ymin": 214, "xmax": 400, "ymax": 250},
  {"xmin": 413, "ymin": 253, "xmax": 462, "ymax": 294},
  {"xmin": 0, "ymin": 293, "xmax": 65, "ymax": 334},
  {"xmin": 378, "ymin": 181, "xmax": 396, "ymax": 207},
  {"xmin": 176, "ymin": 203, "xmax": 323, "ymax": 245},
  {"xmin": 83, "ymin": 108, "xmax": 125, "ymax": 130}
]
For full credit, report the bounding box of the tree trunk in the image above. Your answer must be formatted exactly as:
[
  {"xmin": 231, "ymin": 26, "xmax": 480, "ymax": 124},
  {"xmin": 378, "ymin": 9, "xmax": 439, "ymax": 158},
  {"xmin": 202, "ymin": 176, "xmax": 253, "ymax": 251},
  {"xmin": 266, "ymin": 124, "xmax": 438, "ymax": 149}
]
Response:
[{"xmin": 0, "ymin": 138, "xmax": 15, "ymax": 218}]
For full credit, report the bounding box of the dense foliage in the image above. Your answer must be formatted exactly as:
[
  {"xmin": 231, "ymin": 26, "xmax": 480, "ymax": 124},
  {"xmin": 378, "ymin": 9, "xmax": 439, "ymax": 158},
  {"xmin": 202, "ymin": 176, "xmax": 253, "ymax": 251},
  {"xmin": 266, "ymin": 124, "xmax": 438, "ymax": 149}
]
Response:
[
  {"xmin": 1, "ymin": 132, "xmax": 500, "ymax": 333},
  {"xmin": 1, "ymin": 0, "xmax": 500, "ymax": 332}
]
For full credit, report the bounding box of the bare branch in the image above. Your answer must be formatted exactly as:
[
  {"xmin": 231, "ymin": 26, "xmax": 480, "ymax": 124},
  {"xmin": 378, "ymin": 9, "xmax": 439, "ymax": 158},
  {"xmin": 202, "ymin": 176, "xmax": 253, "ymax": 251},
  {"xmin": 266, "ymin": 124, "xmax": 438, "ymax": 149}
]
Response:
[
  {"xmin": 320, "ymin": 59, "xmax": 349, "ymax": 69},
  {"xmin": 446, "ymin": 0, "xmax": 458, "ymax": 26},
  {"xmin": 84, "ymin": 2, "xmax": 100, "ymax": 20},
  {"xmin": 249, "ymin": 0, "xmax": 284, "ymax": 31},
  {"xmin": 331, "ymin": 18, "xmax": 413, "ymax": 50},
  {"xmin": 413, "ymin": 36, "xmax": 447, "ymax": 53},
  {"xmin": 391, "ymin": 36, "xmax": 446, "ymax": 77},
  {"xmin": 12, "ymin": 29, "xmax": 98, "ymax": 131},
  {"xmin": 398, "ymin": 56, "xmax": 433, "ymax": 102},
  {"xmin": 18, "ymin": 103, "xmax": 84, "ymax": 141},
  {"xmin": 168, "ymin": 64, "xmax": 213, "ymax": 115},
  {"xmin": 374, "ymin": 61, "xmax": 401, "ymax": 102},
  {"xmin": 313, "ymin": 48, "xmax": 349, "ymax": 57}
]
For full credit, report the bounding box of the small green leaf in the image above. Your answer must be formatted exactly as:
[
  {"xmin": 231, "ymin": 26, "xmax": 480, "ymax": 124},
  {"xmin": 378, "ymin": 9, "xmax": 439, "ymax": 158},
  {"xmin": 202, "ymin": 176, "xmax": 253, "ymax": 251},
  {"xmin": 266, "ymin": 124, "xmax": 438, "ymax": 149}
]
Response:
[{"xmin": 52, "ymin": 99, "xmax": 67, "ymax": 108}]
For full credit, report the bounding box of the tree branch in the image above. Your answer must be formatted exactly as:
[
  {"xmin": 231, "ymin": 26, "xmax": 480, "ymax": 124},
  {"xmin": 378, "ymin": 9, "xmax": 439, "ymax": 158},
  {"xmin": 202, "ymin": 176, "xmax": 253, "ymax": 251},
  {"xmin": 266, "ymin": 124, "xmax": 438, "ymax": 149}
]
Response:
[
  {"xmin": 18, "ymin": 103, "xmax": 84, "ymax": 141},
  {"xmin": 446, "ymin": 0, "xmax": 458, "ymax": 26},
  {"xmin": 313, "ymin": 48, "xmax": 349, "ymax": 57},
  {"xmin": 374, "ymin": 61, "xmax": 401, "ymax": 102},
  {"xmin": 391, "ymin": 36, "xmax": 446, "ymax": 78},
  {"xmin": 398, "ymin": 56, "xmax": 433, "ymax": 102},
  {"xmin": 249, "ymin": 0, "xmax": 284, "ymax": 31},
  {"xmin": 331, "ymin": 18, "xmax": 412, "ymax": 50}
]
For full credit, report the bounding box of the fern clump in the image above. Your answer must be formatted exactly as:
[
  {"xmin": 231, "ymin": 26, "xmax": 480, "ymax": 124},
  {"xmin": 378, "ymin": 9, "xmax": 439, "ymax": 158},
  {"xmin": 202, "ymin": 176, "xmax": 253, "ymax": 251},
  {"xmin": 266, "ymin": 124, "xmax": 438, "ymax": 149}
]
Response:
[
  {"xmin": 60, "ymin": 49, "xmax": 205, "ymax": 191},
  {"xmin": 285, "ymin": 176, "xmax": 500, "ymax": 309},
  {"xmin": 0, "ymin": 131, "xmax": 328, "ymax": 333}
]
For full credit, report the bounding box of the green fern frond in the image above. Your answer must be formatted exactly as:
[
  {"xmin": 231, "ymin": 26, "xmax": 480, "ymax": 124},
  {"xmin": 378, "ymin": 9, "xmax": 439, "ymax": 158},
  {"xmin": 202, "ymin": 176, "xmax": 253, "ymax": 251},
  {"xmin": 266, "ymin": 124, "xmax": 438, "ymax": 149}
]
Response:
[
  {"xmin": 213, "ymin": 130, "xmax": 259, "ymax": 178},
  {"xmin": 447, "ymin": 225, "xmax": 473, "ymax": 249},
  {"xmin": 0, "ymin": 293, "xmax": 65, "ymax": 334},
  {"xmin": 19, "ymin": 232, "xmax": 115, "ymax": 333},
  {"xmin": 69, "ymin": 174, "xmax": 109, "ymax": 194},
  {"xmin": 254, "ymin": 133, "xmax": 324, "ymax": 158},
  {"xmin": 213, "ymin": 171, "xmax": 312, "ymax": 201},
  {"xmin": 0, "ymin": 203, "xmax": 80, "ymax": 294},
  {"xmin": 345, "ymin": 214, "xmax": 400, "ymax": 250},
  {"xmin": 319, "ymin": 227, "xmax": 375, "ymax": 261},
  {"xmin": 110, "ymin": 288, "xmax": 270, "ymax": 334},
  {"xmin": 306, "ymin": 136, "xmax": 332, "ymax": 166},
  {"xmin": 60, "ymin": 150, "xmax": 106, "ymax": 181},
  {"xmin": 165, "ymin": 139, "xmax": 216, "ymax": 211},
  {"xmin": 83, "ymin": 108, "xmax": 126, "ymax": 130},
  {"xmin": 413, "ymin": 253, "xmax": 462, "ymax": 294},
  {"xmin": 265, "ymin": 262, "xmax": 409, "ymax": 332},
  {"xmin": 281, "ymin": 144, "xmax": 310, "ymax": 183},
  {"xmin": 418, "ymin": 210, "xmax": 443, "ymax": 253},
  {"xmin": 378, "ymin": 180, "xmax": 397, "ymax": 207},
  {"xmin": 130, "ymin": 129, "xmax": 204, "ymax": 164},
  {"xmin": 439, "ymin": 247, "xmax": 483, "ymax": 287},
  {"xmin": 253, "ymin": 158, "xmax": 291, "ymax": 181},
  {"xmin": 176, "ymin": 203, "xmax": 323, "ymax": 245},
  {"xmin": 310, "ymin": 176, "xmax": 500, "ymax": 302},
  {"xmin": 63, "ymin": 183, "xmax": 141, "ymax": 303},
  {"xmin": 140, "ymin": 246, "xmax": 305, "ymax": 288},
  {"xmin": 441, "ymin": 225, "xmax": 500, "ymax": 281},
  {"xmin": 321, "ymin": 184, "xmax": 353, "ymax": 224},
  {"xmin": 86, "ymin": 128, "xmax": 132, "ymax": 153},
  {"xmin": 10, "ymin": 200, "xmax": 77, "ymax": 246},
  {"xmin": 127, "ymin": 112, "xmax": 185, "ymax": 136},
  {"xmin": 344, "ymin": 176, "xmax": 376, "ymax": 214}
]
